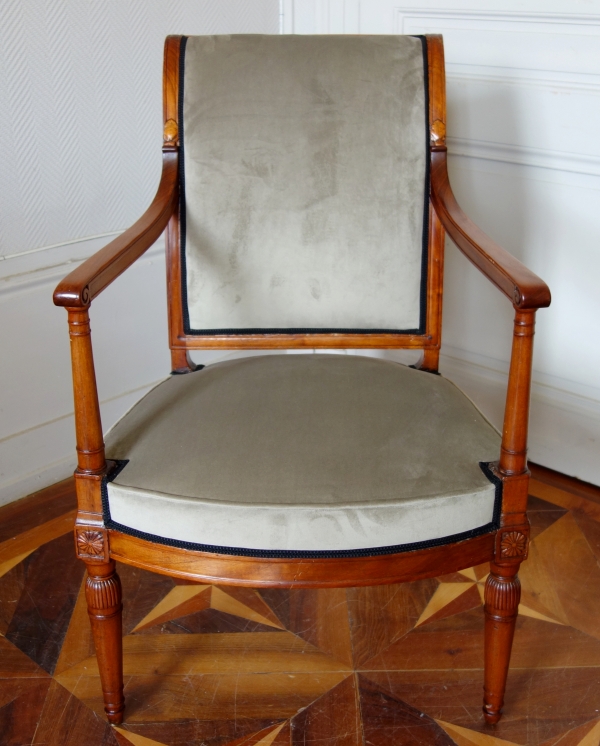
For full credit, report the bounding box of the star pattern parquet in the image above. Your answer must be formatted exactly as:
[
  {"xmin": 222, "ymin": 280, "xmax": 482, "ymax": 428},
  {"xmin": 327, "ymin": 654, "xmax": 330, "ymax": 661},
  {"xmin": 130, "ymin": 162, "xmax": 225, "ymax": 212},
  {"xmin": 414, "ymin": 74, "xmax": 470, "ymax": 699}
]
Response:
[{"xmin": 1, "ymin": 474, "xmax": 600, "ymax": 745}]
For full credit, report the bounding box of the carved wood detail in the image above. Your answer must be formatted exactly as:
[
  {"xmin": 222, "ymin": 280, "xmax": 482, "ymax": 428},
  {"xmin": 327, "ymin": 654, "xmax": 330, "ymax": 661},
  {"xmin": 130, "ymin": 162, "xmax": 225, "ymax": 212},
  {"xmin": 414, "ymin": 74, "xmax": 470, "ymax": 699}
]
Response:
[
  {"xmin": 430, "ymin": 118, "xmax": 446, "ymax": 149},
  {"xmin": 85, "ymin": 570, "xmax": 122, "ymax": 612},
  {"xmin": 75, "ymin": 526, "xmax": 108, "ymax": 562},
  {"xmin": 84, "ymin": 562, "xmax": 124, "ymax": 723},
  {"xmin": 483, "ymin": 563, "xmax": 522, "ymax": 724},
  {"xmin": 163, "ymin": 118, "xmax": 179, "ymax": 149},
  {"xmin": 76, "ymin": 529, "xmax": 104, "ymax": 557},
  {"xmin": 484, "ymin": 572, "xmax": 522, "ymax": 612},
  {"xmin": 496, "ymin": 525, "xmax": 530, "ymax": 563},
  {"xmin": 500, "ymin": 531, "xmax": 528, "ymax": 558}
]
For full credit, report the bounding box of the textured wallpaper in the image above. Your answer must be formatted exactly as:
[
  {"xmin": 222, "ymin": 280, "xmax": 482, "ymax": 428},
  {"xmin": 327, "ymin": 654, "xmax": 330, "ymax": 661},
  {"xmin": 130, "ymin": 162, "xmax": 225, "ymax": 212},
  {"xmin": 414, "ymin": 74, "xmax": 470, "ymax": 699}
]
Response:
[{"xmin": 0, "ymin": 0, "xmax": 278, "ymax": 258}]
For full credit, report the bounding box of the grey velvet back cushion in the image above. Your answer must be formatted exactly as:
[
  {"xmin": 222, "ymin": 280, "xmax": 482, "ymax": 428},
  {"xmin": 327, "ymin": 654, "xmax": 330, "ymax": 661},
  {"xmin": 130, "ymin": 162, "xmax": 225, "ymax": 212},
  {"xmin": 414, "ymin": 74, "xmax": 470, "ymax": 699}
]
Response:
[{"xmin": 181, "ymin": 34, "xmax": 428, "ymax": 333}]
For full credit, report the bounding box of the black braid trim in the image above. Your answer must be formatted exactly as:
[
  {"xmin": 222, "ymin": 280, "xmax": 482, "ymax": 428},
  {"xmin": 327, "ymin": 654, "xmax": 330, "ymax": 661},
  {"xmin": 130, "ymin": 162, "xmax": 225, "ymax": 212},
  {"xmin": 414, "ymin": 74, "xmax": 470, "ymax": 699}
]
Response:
[
  {"xmin": 178, "ymin": 35, "xmax": 431, "ymax": 339},
  {"xmin": 101, "ymin": 460, "xmax": 501, "ymax": 559}
]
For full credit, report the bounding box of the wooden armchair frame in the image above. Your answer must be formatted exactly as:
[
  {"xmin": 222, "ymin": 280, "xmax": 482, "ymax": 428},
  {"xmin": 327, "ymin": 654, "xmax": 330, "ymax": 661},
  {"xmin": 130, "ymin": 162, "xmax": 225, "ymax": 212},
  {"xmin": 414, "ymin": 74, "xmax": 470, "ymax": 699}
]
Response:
[{"xmin": 54, "ymin": 35, "xmax": 550, "ymax": 727}]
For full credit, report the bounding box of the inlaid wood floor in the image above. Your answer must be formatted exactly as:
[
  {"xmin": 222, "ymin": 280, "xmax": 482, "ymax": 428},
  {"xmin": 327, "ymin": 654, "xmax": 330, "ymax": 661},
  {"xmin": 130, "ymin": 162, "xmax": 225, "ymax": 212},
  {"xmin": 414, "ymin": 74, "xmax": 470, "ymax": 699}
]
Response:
[{"xmin": 1, "ymin": 468, "xmax": 600, "ymax": 745}]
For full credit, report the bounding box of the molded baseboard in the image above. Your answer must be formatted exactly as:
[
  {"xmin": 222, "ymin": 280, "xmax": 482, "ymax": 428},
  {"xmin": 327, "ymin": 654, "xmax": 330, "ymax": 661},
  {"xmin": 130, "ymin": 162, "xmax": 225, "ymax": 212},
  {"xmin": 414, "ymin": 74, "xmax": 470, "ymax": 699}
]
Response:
[{"xmin": 440, "ymin": 347, "xmax": 600, "ymax": 487}]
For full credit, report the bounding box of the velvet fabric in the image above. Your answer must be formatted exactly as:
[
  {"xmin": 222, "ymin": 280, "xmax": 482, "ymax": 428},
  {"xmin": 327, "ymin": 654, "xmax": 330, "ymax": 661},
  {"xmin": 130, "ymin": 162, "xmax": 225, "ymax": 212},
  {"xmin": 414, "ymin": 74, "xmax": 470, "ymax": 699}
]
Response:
[
  {"xmin": 181, "ymin": 34, "xmax": 428, "ymax": 333},
  {"xmin": 104, "ymin": 355, "xmax": 500, "ymax": 552}
]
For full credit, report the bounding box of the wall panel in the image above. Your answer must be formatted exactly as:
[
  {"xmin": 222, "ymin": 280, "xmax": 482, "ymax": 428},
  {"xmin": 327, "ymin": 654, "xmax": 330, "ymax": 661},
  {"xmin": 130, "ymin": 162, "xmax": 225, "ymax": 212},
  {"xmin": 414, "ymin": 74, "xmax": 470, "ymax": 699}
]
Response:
[
  {"xmin": 3, "ymin": 0, "xmax": 599, "ymax": 503},
  {"xmin": 0, "ymin": 0, "xmax": 279, "ymax": 506},
  {"xmin": 284, "ymin": 0, "xmax": 600, "ymax": 485},
  {"xmin": 0, "ymin": 0, "xmax": 278, "ymax": 258}
]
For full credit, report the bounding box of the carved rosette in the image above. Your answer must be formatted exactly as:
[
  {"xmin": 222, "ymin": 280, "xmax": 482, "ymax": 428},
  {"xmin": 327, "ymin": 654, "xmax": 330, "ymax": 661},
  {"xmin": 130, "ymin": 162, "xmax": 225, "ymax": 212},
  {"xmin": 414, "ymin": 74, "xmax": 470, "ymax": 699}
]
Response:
[
  {"xmin": 75, "ymin": 528, "xmax": 107, "ymax": 560},
  {"xmin": 500, "ymin": 531, "xmax": 527, "ymax": 558},
  {"xmin": 484, "ymin": 573, "xmax": 521, "ymax": 612},
  {"xmin": 496, "ymin": 526, "xmax": 529, "ymax": 563},
  {"xmin": 85, "ymin": 573, "xmax": 122, "ymax": 611}
]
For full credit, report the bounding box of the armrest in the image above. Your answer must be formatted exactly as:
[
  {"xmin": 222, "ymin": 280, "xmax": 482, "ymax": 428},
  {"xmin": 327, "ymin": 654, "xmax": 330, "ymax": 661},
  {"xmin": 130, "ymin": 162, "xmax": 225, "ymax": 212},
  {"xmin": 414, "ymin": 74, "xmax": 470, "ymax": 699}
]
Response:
[
  {"xmin": 430, "ymin": 150, "xmax": 551, "ymax": 309},
  {"xmin": 53, "ymin": 152, "xmax": 178, "ymax": 307}
]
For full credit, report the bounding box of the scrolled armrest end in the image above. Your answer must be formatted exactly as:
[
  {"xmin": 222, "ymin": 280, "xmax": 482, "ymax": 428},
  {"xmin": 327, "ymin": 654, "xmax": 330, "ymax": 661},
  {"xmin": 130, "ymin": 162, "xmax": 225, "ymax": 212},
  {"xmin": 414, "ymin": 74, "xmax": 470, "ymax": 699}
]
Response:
[
  {"xmin": 513, "ymin": 282, "xmax": 551, "ymax": 311},
  {"xmin": 53, "ymin": 282, "xmax": 90, "ymax": 308}
]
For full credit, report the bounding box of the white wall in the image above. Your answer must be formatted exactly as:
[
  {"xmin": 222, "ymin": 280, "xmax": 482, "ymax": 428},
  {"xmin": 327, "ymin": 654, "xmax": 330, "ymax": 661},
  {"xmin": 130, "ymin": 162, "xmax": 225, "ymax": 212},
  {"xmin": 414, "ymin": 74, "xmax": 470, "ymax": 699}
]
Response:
[
  {"xmin": 2, "ymin": 0, "xmax": 599, "ymax": 506},
  {"xmin": 282, "ymin": 0, "xmax": 600, "ymax": 485},
  {"xmin": 0, "ymin": 1, "xmax": 279, "ymax": 506}
]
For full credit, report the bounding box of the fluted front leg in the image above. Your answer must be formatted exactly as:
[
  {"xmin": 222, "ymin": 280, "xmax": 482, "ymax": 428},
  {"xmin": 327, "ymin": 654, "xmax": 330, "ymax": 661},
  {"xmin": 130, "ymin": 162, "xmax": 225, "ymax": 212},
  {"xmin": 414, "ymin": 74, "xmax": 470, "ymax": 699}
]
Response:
[
  {"xmin": 483, "ymin": 563, "xmax": 521, "ymax": 724},
  {"xmin": 85, "ymin": 561, "xmax": 124, "ymax": 723}
]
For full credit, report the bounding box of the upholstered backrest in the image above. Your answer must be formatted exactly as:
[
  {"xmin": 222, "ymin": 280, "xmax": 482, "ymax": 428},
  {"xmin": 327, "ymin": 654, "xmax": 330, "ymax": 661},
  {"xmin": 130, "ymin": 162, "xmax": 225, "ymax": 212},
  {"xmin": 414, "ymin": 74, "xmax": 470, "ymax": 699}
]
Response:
[{"xmin": 179, "ymin": 34, "xmax": 429, "ymax": 335}]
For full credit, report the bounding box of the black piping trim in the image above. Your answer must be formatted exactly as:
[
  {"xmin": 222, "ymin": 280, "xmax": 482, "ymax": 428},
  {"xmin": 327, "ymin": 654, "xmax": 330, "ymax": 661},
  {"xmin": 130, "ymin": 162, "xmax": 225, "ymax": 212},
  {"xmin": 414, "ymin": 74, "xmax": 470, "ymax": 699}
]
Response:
[
  {"xmin": 409, "ymin": 364, "xmax": 440, "ymax": 375},
  {"xmin": 101, "ymin": 459, "xmax": 128, "ymax": 526},
  {"xmin": 102, "ymin": 520, "xmax": 496, "ymax": 559},
  {"xmin": 101, "ymin": 459, "xmax": 502, "ymax": 560},
  {"xmin": 178, "ymin": 36, "xmax": 191, "ymax": 331},
  {"xmin": 178, "ymin": 327, "xmax": 424, "ymax": 336},
  {"xmin": 170, "ymin": 364, "xmax": 205, "ymax": 376},
  {"xmin": 178, "ymin": 34, "xmax": 431, "ymax": 339},
  {"xmin": 479, "ymin": 460, "xmax": 504, "ymax": 528},
  {"xmin": 103, "ymin": 460, "xmax": 129, "ymax": 491},
  {"xmin": 415, "ymin": 34, "xmax": 431, "ymax": 337}
]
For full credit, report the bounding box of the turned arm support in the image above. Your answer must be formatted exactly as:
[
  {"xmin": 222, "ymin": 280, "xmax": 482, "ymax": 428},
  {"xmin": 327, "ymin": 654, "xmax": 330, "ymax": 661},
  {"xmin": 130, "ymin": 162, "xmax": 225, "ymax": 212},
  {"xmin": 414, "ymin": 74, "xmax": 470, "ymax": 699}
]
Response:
[
  {"xmin": 430, "ymin": 150, "xmax": 550, "ymax": 310},
  {"xmin": 53, "ymin": 152, "xmax": 178, "ymax": 308},
  {"xmin": 500, "ymin": 309, "xmax": 536, "ymax": 478},
  {"xmin": 65, "ymin": 307, "xmax": 106, "ymax": 475}
]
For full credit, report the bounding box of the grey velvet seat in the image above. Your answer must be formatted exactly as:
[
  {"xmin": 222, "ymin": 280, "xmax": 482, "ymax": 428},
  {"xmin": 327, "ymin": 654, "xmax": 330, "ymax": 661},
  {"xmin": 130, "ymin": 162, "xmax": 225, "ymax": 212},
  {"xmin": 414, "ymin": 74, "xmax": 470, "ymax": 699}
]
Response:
[{"xmin": 104, "ymin": 354, "xmax": 500, "ymax": 556}]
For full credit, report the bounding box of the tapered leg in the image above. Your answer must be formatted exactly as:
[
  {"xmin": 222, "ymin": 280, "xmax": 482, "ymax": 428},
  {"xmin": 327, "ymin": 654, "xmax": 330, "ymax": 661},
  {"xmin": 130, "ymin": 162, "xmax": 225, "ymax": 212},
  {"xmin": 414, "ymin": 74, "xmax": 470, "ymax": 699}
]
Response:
[
  {"xmin": 483, "ymin": 562, "xmax": 521, "ymax": 724},
  {"xmin": 85, "ymin": 561, "xmax": 125, "ymax": 723}
]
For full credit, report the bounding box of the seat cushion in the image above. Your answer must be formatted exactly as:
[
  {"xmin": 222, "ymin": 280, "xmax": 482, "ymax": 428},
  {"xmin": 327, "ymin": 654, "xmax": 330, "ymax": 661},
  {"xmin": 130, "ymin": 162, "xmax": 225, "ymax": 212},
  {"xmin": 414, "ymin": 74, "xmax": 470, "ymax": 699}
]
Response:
[{"xmin": 104, "ymin": 354, "xmax": 501, "ymax": 556}]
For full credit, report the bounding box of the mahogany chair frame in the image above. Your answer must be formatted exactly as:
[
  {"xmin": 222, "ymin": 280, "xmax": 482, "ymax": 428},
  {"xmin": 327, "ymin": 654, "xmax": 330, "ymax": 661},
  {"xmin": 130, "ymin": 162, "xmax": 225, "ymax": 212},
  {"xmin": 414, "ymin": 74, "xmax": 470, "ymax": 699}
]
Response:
[{"xmin": 54, "ymin": 35, "xmax": 551, "ymax": 727}]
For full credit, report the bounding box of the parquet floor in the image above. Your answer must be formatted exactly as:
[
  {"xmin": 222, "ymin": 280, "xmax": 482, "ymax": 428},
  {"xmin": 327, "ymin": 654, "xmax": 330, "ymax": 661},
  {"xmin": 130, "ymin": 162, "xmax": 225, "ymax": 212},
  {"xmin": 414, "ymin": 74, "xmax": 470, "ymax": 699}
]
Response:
[{"xmin": 1, "ymin": 469, "xmax": 600, "ymax": 745}]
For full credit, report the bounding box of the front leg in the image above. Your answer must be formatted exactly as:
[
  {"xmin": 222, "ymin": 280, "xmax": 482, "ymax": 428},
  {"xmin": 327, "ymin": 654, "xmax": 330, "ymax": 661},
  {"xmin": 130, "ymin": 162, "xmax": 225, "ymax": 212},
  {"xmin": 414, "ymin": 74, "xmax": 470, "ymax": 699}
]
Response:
[
  {"xmin": 85, "ymin": 560, "xmax": 125, "ymax": 724},
  {"xmin": 482, "ymin": 561, "xmax": 522, "ymax": 724}
]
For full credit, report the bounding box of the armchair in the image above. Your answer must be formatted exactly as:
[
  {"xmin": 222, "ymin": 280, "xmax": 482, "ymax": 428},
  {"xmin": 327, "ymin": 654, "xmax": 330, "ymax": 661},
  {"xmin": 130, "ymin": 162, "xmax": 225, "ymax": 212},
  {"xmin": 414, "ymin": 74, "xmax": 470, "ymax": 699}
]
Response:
[{"xmin": 54, "ymin": 33, "xmax": 550, "ymax": 728}]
